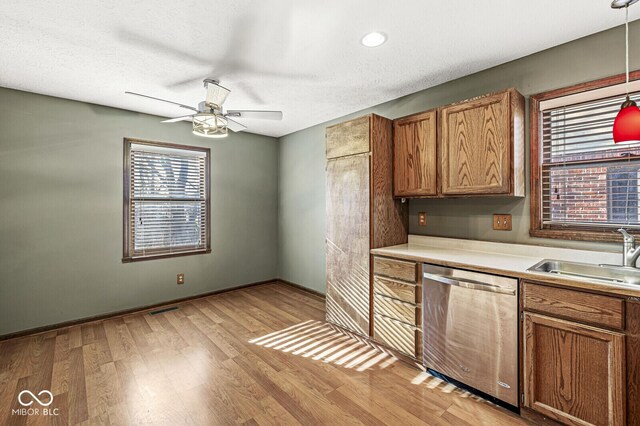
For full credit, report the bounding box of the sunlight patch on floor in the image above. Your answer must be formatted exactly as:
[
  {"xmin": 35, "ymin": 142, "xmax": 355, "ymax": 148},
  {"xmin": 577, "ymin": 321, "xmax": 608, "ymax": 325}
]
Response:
[
  {"xmin": 249, "ymin": 321, "xmax": 398, "ymax": 371},
  {"xmin": 248, "ymin": 321, "xmax": 489, "ymax": 403},
  {"xmin": 411, "ymin": 370, "xmax": 484, "ymax": 401},
  {"xmin": 245, "ymin": 318, "xmax": 521, "ymax": 424},
  {"xmin": 411, "ymin": 371, "xmax": 432, "ymax": 385}
]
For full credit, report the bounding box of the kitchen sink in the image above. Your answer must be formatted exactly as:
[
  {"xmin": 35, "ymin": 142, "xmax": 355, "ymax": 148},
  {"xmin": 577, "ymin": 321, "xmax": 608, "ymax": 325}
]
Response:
[{"xmin": 527, "ymin": 259, "xmax": 640, "ymax": 286}]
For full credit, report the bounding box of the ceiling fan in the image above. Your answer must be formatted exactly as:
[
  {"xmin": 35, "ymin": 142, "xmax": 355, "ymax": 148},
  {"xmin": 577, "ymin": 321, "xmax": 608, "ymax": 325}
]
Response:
[{"xmin": 125, "ymin": 79, "xmax": 283, "ymax": 138}]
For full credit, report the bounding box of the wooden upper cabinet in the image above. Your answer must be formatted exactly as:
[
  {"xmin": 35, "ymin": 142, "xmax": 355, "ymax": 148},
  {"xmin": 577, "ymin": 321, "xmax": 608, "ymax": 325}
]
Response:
[
  {"xmin": 393, "ymin": 110, "xmax": 437, "ymax": 197},
  {"xmin": 439, "ymin": 88, "xmax": 525, "ymax": 196},
  {"xmin": 524, "ymin": 313, "xmax": 626, "ymax": 426},
  {"xmin": 326, "ymin": 116, "xmax": 370, "ymax": 159}
]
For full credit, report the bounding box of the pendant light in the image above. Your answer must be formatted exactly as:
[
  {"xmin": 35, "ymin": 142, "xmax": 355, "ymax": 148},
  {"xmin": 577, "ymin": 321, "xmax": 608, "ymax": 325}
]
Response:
[{"xmin": 612, "ymin": 0, "xmax": 640, "ymax": 143}]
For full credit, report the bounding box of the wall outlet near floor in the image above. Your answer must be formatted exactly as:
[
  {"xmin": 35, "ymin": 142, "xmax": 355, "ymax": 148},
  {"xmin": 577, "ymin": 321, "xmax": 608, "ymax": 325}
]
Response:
[
  {"xmin": 177, "ymin": 273, "xmax": 185, "ymax": 285},
  {"xmin": 418, "ymin": 212, "xmax": 427, "ymax": 226},
  {"xmin": 493, "ymin": 214, "xmax": 512, "ymax": 231}
]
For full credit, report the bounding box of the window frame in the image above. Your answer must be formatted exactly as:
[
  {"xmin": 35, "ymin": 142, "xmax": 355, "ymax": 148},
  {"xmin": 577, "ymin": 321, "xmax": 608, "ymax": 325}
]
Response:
[
  {"xmin": 122, "ymin": 137, "xmax": 211, "ymax": 262},
  {"xmin": 530, "ymin": 71, "xmax": 640, "ymax": 242}
]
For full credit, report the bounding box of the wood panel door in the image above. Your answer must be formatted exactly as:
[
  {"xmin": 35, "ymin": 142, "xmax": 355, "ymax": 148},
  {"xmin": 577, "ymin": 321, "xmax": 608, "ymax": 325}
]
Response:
[
  {"xmin": 393, "ymin": 110, "xmax": 437, "ymax": 197},
  {"xmin": 326, "ymin": 116, "xmax": 370, "ymax": 159},
  {"xmin": 524, "ymin": 313, "xmax": 626, "ymax": 426},
  {"xmin": 325, "ymin": 154, "xmax": 371, "ymax": 336},
  {"xmin": 370, "ymin": 114, "xmax": 408, "ymax": 249},
  {"xmin": 440, "ymin": 91, "xmax": 512, "ymax": 195}
]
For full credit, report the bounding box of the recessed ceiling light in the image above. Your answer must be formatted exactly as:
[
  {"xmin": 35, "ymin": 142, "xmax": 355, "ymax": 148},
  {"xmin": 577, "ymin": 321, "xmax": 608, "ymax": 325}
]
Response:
[{"xmin": 361, "ymin": 32, "xmax": 387, "ymax": 47}]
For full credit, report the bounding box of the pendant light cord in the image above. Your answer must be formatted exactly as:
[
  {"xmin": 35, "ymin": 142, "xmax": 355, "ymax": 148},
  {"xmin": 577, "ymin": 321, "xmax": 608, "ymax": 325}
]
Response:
[
  {"xmin": 624, "ymin": 5, "xmax": 631, "ymax": 224},
  {"xmin": 626, "ymin": 4, "xmax": 630, "ymax": 94}
]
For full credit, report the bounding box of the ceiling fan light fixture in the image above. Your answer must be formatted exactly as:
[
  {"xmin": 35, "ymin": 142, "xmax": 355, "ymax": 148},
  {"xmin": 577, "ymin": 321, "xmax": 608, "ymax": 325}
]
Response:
[
  {"xmin": 203, "ymin": 79, "xmax": 231, "ymax": 109},
  {"xmin": 361, "ymin": 32, "xmax": 387, "ymax": 47},
  {"xmin": 125, "ymin": 79, "xmax": 282, "ymax": 136},
  {"xmin": 192, "ymin": 113, "xmax": 228, "ymax": 138}
]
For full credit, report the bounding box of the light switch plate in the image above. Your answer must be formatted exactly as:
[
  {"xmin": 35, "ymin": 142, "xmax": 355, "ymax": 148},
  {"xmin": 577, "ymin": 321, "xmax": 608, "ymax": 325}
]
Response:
[
  {"xmin": 493, "ymin": 214, "xmax": 512, "ymax": 231},
  {"xmin": 418, "ymin": 212, "xmax": 427, "ymax": 226}
]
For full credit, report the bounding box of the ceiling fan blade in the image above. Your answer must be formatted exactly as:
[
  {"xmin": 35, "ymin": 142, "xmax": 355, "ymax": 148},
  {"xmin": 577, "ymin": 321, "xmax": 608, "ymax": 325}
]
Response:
[
  {"xmin": 235, "ymin": 81, "xmax": 265, "ymax": 105},
  {"xmin": 227, "ymin": 118, "xmax": 247, "ymax": 133},
  {"xmin": 125, "ymin": 91, "xmax": 198, "ymax": 112},
  {"xmin": 162, "ymin": 115, "xmax": 194, "ymax": 123},
  {"xmin": 118, "ymin": 30, "xmax": 210, "ymax": 66},
  {"xmin": 226, "ymin": 110, "xmax": 283, "ymax": 120},
  {"xmin": 168, "ymin": 75, "xmax": 206, "ymax": 89}
]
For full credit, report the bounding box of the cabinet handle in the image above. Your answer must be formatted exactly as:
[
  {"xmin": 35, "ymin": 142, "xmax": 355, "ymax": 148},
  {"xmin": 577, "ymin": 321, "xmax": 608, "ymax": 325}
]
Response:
[{"xmin": 423, "ymin": 272, "xmax": 516, "ymax": 296}]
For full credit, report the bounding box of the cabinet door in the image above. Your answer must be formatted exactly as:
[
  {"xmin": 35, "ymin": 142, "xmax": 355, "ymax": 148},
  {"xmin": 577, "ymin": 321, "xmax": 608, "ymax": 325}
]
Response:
[
  {"xmin": 524, "ymin": 313, "xmax": 626, "ymax": 426},
  {"xmin": 326, "ymin": 115, "xmax": 370, "ymax": 159},
  {"xmin": 393, "ymin": 110, "xmax": 437, "ymax": 197},
  {"xmin": 440, "ymin": 91, "xmax": 511, "ymax": 195},
  {"xmin": 325, "ymin": 154, "xmax": 370, "ymax": 336}
]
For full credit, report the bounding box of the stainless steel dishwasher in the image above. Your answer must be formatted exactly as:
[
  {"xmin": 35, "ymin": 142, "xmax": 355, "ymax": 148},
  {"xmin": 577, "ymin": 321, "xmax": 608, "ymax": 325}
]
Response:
[{"xmin": 422, "ymin": 264, "xmax": 518, "ymax": 406}]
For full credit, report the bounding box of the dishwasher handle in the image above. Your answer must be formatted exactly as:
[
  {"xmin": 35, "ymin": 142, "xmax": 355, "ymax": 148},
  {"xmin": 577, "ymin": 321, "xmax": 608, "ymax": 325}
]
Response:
[{"xmin": 423, "ymin": 272, "xmax": 516, "ymax": 296}]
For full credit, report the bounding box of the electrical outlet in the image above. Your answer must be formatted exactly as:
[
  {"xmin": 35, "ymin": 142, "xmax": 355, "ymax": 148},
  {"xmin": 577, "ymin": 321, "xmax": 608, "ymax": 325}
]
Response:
[
  {"xmin": 418, "ymin": 212, "xmax": 427, "ymax": 226},
  {"xmin": 177, "ymin": 273, "xmax": 185, "ymax": 285},
  {"xmin": 493, "ymin": 214, "xmax": 512, "ymax": 231}
]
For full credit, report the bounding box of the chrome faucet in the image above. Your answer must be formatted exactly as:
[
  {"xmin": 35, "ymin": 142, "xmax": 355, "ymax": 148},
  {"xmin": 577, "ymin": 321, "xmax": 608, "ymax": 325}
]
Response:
[{"xmin": 618, "ymin": 229, "xmax": 640, "ymax": 268}]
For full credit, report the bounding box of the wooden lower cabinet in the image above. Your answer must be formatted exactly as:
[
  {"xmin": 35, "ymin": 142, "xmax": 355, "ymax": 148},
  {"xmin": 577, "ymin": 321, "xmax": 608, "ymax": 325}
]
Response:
[
  {"xmin": 523, "ymin": 312, "xmax": 626, "ymax": 426},
  {"xmin": 626, "ymin": 300, "xmax": 640, "ymax": 426},
  {"xmin": 371, "ymin": 256, "xmax": 422, "ymax": 359}
]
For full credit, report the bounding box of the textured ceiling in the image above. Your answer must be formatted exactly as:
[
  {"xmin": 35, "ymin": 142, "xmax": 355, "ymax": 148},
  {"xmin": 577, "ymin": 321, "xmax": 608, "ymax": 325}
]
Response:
[{"xmin": 0, "ymin": 0, "xmax": 638, "ymax": 137}]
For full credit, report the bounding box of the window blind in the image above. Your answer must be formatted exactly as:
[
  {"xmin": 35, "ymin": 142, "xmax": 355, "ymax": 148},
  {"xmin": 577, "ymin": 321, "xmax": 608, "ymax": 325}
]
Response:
[
  {"xmin": 540, "ymin": 91, "xmax": 640, "ymax": 228},
  {"xmin": 125, "ymin": 142, "xmax": 209, "ymax": 260}
]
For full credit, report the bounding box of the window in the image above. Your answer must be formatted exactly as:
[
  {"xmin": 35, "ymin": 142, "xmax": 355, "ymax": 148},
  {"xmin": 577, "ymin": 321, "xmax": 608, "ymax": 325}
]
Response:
[
  {"xmin": 123, "ymin": 138, "xmax": 210, "ymax": 261},
  {"xmin": 530, "ymin": 72, "xmax": 640, "ymax": 241}
]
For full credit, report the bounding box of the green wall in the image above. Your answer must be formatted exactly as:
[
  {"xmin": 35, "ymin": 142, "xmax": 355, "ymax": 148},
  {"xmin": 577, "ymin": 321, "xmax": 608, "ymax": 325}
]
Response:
[
  {"xmin": 278, "ymin": 22, "xmax": 640, "ymax": 294},
  {"xmin": 3, "ymin": 21, "xmax": 639, "ymax": 333},
  {"xmin": 0, "ymin": 88, "xmax": 279, "ymax": 336}
]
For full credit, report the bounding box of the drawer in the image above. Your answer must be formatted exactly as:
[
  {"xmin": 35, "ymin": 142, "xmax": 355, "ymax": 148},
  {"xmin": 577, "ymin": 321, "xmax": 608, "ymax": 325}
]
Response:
[
  {"xmin": 523, "ymin": 281, "xmax": 625, "ymax": 331},
  {"xmin": 374, "ymin": 294, "xmax": 421, "ymax": 326},
  {"xmin": 373, "ymin": 314, "xmax": 422, "ymax": 359},
  {"xmin": 373, "ymin": 256, "xmax": 418, "ymax": 282},
  {"xmin": 373, "ymin": 276, "xmax": 421, "ymax": 304}
]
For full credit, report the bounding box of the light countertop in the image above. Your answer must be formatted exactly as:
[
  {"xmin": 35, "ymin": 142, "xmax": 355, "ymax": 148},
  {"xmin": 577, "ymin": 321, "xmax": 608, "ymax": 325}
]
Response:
[{"xmin": 371, "ymin": 235, "xmax": 640, "ymax": 298}]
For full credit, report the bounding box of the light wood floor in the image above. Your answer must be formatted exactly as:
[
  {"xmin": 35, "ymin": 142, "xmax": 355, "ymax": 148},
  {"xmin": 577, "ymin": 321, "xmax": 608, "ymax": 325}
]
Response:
[{"xmin": 0, "ymin": 282, "xmax": 529, "ymax": 425}]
